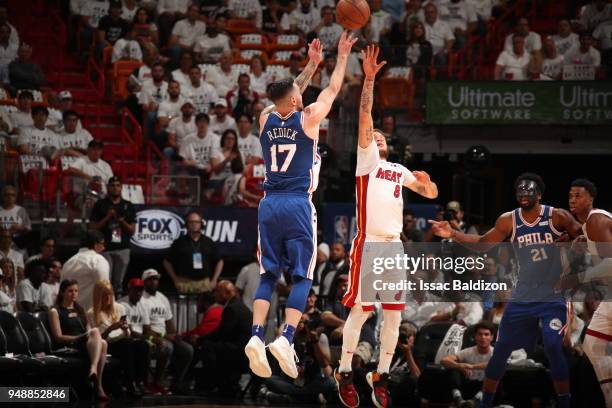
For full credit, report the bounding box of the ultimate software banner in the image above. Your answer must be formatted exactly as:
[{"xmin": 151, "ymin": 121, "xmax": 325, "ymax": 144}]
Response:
[{"xmin": 426, "ymin": 81, "xmax": 612, "ymax": 125}]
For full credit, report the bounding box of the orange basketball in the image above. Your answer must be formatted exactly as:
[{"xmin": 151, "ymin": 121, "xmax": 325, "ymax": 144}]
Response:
[{"xmin": 336, "ymin": 0, "xmax": 371, "ymax": 30}]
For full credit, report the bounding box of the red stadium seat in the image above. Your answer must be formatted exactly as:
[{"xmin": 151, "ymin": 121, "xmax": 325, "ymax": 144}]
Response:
[
  {"xmin": 112, "ymin": 60, "xmax": 143, "ymax": 101},
  {"xmin": 226, "ymin": 19, "xmax": 257, "ymax": 35},
  {"xmin": 375, "ymin": 77, "xmax": 415, "ymax": 113}
]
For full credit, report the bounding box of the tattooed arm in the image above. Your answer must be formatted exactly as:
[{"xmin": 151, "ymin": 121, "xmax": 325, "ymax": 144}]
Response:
[
  {"xmin": 358, "ymin": 45, "xmax": 386, "ymax": 148},
  {"xmin": 294, "ymin": 38, "xmax": 323, "ymax": 93}
]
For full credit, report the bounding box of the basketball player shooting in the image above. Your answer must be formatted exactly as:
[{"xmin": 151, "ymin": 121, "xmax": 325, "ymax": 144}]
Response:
[
  {"xmin": 429, "ymin": 173, "xmax": 582, "ymax": 408},
  {"xmin": 245, "ymin": 32, "xmax": 358, "ymax": 379},
  {"xmin": 334, "ymin": 45, "xmax": 438, "ymax": 408},
  {"xmin": 564, "ymin": 179, "xmax": 612, "ymax": 406}
]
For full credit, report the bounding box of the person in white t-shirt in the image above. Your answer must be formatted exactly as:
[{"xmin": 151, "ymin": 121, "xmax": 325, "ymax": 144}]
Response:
[
  {"xmin": 495, "ymin": 34, "xmax": 531, "ymax": 80},
  {"xmin": 209, "ymin": 98, "xmax": 238, "ymax": 136},
  {"xmin": 0, "ymin": 228, "xmax": 24, "ymax": 280},
  {"xmin": 16, "ymin": 106, "xmax": 60, "ymax": 159},
  {"xmin": 503, "ymin": 18, "xmax": 541, "ymax": 54},
  {"xmin": 65, "ymin": 140, "xmax": 114, "ymax": 196},
  {"xmin": 207, "ymin": 51, "xmax": 239, "ymax": 98},
  {"xmin": 140, "ymin": 268, "xmax": 194, "ymax": 395},
  {"xmin": 165, "ymin": 99, "xmax": 196, "ymax": 173},
  {"xmin": 440, "ymin": 322, "xmax": 495, "ymax": 407},
  {"xmin": 111, "ymin": 25, "xmax": 142, "ymax": 63},
  {"xmin": 248, "ymin": 55, "xmax": 271, "ymax": 98},
  {"xmin": 139, "ymin": 63, "xmax": 169, "ymax": 112},
  {"xmin": 0, "ymin": 185, "xmax": 31, "ymax": 241},
  {"xmin": 179, "ymin": 113, "xmax": 220, "ymax": 173},
  {"xmin": 170, "ymin": 51, "xmax": 194, "ymax": 88},
  {"xmin": 564, "ymin": 32, "xmax": 601, "ymax": 69},
  {"xmin": 9, "ymin": 90, "xmax": 34, "ymax": 130},
  {"xmin": 16, "ymin": 260, "xmax": 47, "ymax": 312},
  {"xmin": 593, "ymin": 20, "xmax": 612, "ymax": 72},
  {"xmin": 236, "ymin": 113, "xmax": 262, "ymax": 165},
  {"xmin": 39, "ymin": 258, "xmax": 61, "ymax": 309},
  {"xmin": 365, "ymin": 0, "xmax": 393, "ymax": 43},
  {"xmin": 168, "ymin": 5, "xmax": 206, "ymax": 56},
  {"xmin": 578, "ymin": 0, "xmax": 612, "ymax": 32},
  {"xmin": 58, "ymin": 110, "xmax": 93, "ymax": 157},
  {"xmin": 445, "ymin": 0, "xmax": 477, "ymax": 47},
  {"xmin": 422, "ymin": 3, "xmax": 455, "ymax": 65},
  {"xmin": 157, "ymin": 80, "xmax": 185, "ymax": 132},
  {"xmin": 289, "ymin": 0, "xmax": 321, "ymax": 36},
  {"xmin": 118, "ymin": 278, "xmax": 150, "ymax": 335},
  {"xmin": 314, "ymin": 6, "xmax": 343, "ymax": 51},
  {"xmin": 228, "ymin": 0, "xmax": 263, "ymax": 28},
  {"xmin": 552, "ymin": 19, "xmax": 579, "ymax": 56},
  {"xmin": 183, "ymin": 65, "xmax": 218, "ymax": 114},
  {"xmin": 194, "ymin": 16, "xmax": 232, "ymax": 63},
  {"xmin": 540, "ymin": 36, "xmax": 564, "ymax": 80}
]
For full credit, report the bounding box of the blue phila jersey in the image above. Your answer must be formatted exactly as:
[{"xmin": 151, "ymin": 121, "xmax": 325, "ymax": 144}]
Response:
[
  {"xmin": 260, "ymin": 110, "xmax": 321, "ymax": 194},
  {"xmin": 510, "ymin": 205, "xmax": 564, "ymax": 301}
]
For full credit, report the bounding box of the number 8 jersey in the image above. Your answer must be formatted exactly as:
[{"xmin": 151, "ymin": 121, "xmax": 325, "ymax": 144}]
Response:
[
  {"xmin": 260, "ymin": 110, "xmax": 321, "ymax": 194},
  {"xmin": 355, "ymin": 139, "xmax": 416, "ymax": 239}
]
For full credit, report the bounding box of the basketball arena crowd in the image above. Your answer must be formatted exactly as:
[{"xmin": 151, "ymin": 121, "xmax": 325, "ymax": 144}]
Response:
[{"xmin": 0, "ymin": 0, "xmax": 609, "ymax": 407}]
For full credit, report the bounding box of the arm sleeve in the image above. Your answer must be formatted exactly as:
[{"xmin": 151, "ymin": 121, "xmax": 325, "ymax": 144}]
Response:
[
  {"xmin": 401, "ymin": 165, "xmax": 417, "ymax": 188},
  {"xmin": 356, "ymin": 138, "xmax": 379, "ymax": 176}
]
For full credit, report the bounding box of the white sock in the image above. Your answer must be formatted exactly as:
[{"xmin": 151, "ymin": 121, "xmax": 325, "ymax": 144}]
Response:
[
  {"xmin": 377, "ymin": 309, "xmax": 401, "ymax": 374},
  {"xmin": 339, "ymin": 306, "xmax": 370, "ymax": 372}
]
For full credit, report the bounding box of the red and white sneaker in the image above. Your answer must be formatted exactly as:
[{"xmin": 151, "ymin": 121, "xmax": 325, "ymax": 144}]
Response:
[
  {"xmin": 334, "ymin": 368, "xmax": 360, "ymax": 408},
  {"xmin": 366, "ymin": 371, "xmax": 390, "ymax": 408}
]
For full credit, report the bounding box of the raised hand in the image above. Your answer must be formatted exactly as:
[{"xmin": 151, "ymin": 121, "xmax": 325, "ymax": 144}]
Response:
[
  {"xmin": 337, "ymin": 31, "xmax": 358, "ymax": 57},
  {"xmin": 361, "ymin": 44, "xmax": 387, "ymax": 79},
  {"xmin": 428, "ymin": 219, "xmax": 453, "ymax": 238},
  {"xmin": 307, "ymin": 38, "xmax": 323, "ymax": 66}
]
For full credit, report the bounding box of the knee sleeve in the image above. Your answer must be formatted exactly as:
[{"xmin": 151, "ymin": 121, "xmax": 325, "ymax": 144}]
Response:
[
  {"xmin": 286, "ymin": 275, "xmax": 313, "ymax": 312},
  {"xmin": 543, "ymin": 339, "xmax": 569, "ymax": 381},
  {"xmin": 254, "ymin": 271, "xmax": 278, "ymax": 302},
  {"xmin": 484, "ymin": 341, "xmax": 514, "ymax": 381},
  {"xmin": 342, "ymin": 306, "xmax": 370, "ymax": 352}
]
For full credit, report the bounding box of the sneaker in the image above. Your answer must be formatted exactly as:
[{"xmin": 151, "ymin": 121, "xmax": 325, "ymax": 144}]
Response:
[
  {"xmin": 334, "ymin": 369, "xmax": 359, "ymax": 408},
  {"xmin": 366, "ymin": 371, "xmax": 390, "ymax": 408},
  {"xmin": 268, "ymin": 336, "xmax": 299, "ymax": 379},
  {"xmin": 244, "ymin": 336, "xmax": 272, "ymax": 378}
]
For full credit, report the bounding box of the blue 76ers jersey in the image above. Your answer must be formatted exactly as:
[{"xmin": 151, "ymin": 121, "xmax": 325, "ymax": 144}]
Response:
[
  {"xmin": 260, "ymin": 111, "xmax": 320, "ymax": 193},
  {"xmin": 510, "ymin": 205, "xmax": 564, "ymax": 302}
]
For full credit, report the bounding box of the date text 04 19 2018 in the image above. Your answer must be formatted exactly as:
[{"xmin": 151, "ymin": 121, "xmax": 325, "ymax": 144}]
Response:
[{"xmin": 0, "ymin": 387, "xmax": 69, "ymax": 402}]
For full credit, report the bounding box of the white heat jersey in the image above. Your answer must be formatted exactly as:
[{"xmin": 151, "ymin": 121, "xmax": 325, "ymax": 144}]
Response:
[
  {"xmin": 584, "ymin": 208, "xmax": 612, "ymax": 259},
  {"xmin": 355, "ymin": 139, "xmax": 416, "ymax": 239}
]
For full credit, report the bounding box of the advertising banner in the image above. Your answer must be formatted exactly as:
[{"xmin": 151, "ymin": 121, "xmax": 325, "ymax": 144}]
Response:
[
  {"xmin": 426, "ymin": 81, "xmax": 612, "ymax": 125},
  {"xmin": 130, "ymin": 205, "xmax": 258, "ymax": 257}
]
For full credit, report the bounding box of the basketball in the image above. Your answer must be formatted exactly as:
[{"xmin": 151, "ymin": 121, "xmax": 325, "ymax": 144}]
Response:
[{"xmin": 336, "ymin": 0, "xmax": 370, "ymax": 30}]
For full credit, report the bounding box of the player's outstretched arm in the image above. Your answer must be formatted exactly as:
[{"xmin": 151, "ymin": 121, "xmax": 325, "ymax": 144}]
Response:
[
  {"xmin": 428, "ymin": 212, "xmax": 512, "ymax": 249},
  {"xmin": 358, "ymin": 45, "xmax": 386, "ymax": 149},
  {"xmin": 294, "ymin": 38, "xmax": 323, "ymax": 94},
  {"xmin": 552, "ymin": 207, "xmax": 583, "ymax": 240},
  {"xmin": 304, "ymin": 31, "xmax": 357, "ymax": 124},
  {"xmin": 406, "ymin": 170, "xmax": 438, "ymax": 199}
]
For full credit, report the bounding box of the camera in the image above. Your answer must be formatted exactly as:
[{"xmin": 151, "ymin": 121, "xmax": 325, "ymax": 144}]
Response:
[{"xmin": 443, "ymin": 210, "xmax": 456, "ymax": 222}]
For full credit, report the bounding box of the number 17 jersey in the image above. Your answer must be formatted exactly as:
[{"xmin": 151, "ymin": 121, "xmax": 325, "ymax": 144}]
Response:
[{"xmin": 260, "ymin": 110, "xmax": 320, "ymax": 194}]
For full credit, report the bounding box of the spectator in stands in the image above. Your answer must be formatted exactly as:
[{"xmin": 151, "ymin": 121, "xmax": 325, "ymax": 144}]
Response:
[
  {"xmin": 401, "ymin": 209, "xmax": 424, "ymax": 243},
  {"xmin": 39, "ymin": 258, "xmax": 61, "ymax": 309},
  {"xmin": 446, "ymin": 0, "xmax": 477, "ymax": 47},
  {"xmin": 262, "ymin": 0, "xmax": 290, "ymax": 34},
  {"xmin": 139, "ymin": 63, "xmax": 169, "ymax": 114},
  {"xmin": 288, "ymin": 51, "xmax": 305, "ymax": 79},
  {"xmin": 182, "ymin": 65, "xmax": 217, "ymax": 115},
  {"xmin": 121, "ymin": 0, "xmax": 138, "ymax": 20},
  {"xmin": 318, "ymin": 241, "xmax": 349, "ymax": 303},
  {"xmin": 504, "ymin": 17, "xmax": 542, "ymax": 55},
  {"xmin": 111, "ymin": 25, "xmax": 142, "ymax": 63},
  {"xmin": 156, "ymin": 0, "xmax": 190, "ymax": 46},
  {"xmin": 194, "ymin": 280, "xmax": 252, "ymax": 395},
  {"xmin": 594, "ymin": 19, "xmax": 612, "ymax": 76},
  {"xmin": 564, "ymin": 32, "xmax": 601, "ymax": 71},
  {"xmin": 163, "ymin": 211, "xmax": 223, "ymax": 292},
  {"xmin": 228, "ymin": 0, "xmax": 263, "ymax": 27},
  {"xmin": 182, "ymin": 291, "xmax": 222, "ymax": 343},
  {"xmin": 47, "ymin": 90, "xmax": 81, "ymax": 133},
  {"xmin": 16, "ymin": 259, "xmax": 47, "ymax": 312},
  {"xmin": 96, "ymin": 2, "xmax": 129, "ymax": 55},
  {"xmin": 0, "ymin": 23, "xmax": 17, "ymax": 84},
  {"xmin": 248, "ymin": 55, "xmax": 271, "ymax": 98},
  {"xmin": 8, "ymin": 44, "xmax": 47, "ymax": 90},
  {"xmin": 58, "ymin": 111, "xmax": 93, "ymax": 157},
  {"xmin": 157, "ymin": 80, "xmax": 185, "ymax": 130},
  {"xmin": 78, "ymin": 0, "xmax": 110, "ymax": 56},
  {"xmin": 314, "ymin": 6, "xmax": 343, "ymax": 51},
  {"xmin": 406, "ymin": 21, "xmax": 434, "ymax": 78},
  {"xmin": 467, "ymin": 0, "xmax": 495, "ymax": 23},
  {"xmin": 140, "ymin": 268, "xmax": 194, "ymax": 395},
  {"xmin": 89, "ymin": 176, "xmax": 136, "ymax": 294},
  {"xmin": 166, "ymin": 99, "xmax": 197, "ymax": 164},
  {"xmin": 289, "ymin": 0, "xmax": 321, "ymax": 37},
  {"xmin": 65, "ymin": 140, "xmax": 114, "ymax": 198},
  {"xmin": 541, "ymin": 36, "xmax": 564, "ymax": 80},
  {"xmin": 553, "ymin": 19, "xmax": 579, "ymax": 57},
  {"xmin": 235, "ymin": 249, "xmax": 259, "ymax": 311},
  {"xmin": 365, "ymin": 0, "xmax": 393, "ymax": 45},
  {"xmin": 446, "ymin": 201, "xmax": 478, "ymax": 235},
  {"xmin": 226, "ymin": 73, "xmax": 259, "ymax": 117},
  {"xmin": 495, "ymin": 34, "xmax": 531, "ymax": 80},
  {"xmin": 0, "ymin": 259, "xmax": 14, "ymax": 312},
  {"xmin": 179, "ymin": 112, "xmax": 220, "ymax": 173},
  {"xmin": 578, "ymin": 0, "xmax": 612, "ymax": 32},
  {"xmin": 26, "ymin": 236, "xmax": 55, "ymax": 264},
  {"xmin": 432, "ymin": 296, "xmax": 484, "ymax": 326},
  {"xmin": 87, "ymin": 280, "xmax": 149, "ymax": 398},
  {"xmin": 313, "ymin": 52, "xmax": 355, "ymax": 96},
  {"xmin": 422, "ymin": 3, "xmax": 455, "ymax": 66},
  {"xmin": 0, "ymin": 185, "xmax": 31, "ymax": 245},
  {"xmin": 441, "ymin": 321, "xmax": 495, "ymax": 407},
  {"xmin": 209, "ymin": 98, "xmax": 237, "ymax": 135},
  {"xmin": 313, "ymin": 243, "xmax": 330, "ymax": 294},
  {"xmin": 194, "ymin": 15, "xmax": 232, "ymax": 63},
  {"xmin": 118, "ymin": 278, "xmax": 149, "ymax": 338},
  {"xmin": 402, "ymin": 272, "xmax": 443, "ymax": 329},
  {"xmin": 168, "ymin": 5, "xmax": 207, "ymax": 67},
  {"xmin": 236, "ymin": 113, "xmax": 263, "ymax": 164},
  {"xmin": 49, "ymin": 279, "xmax": 109, "ymax": 399},
  {"xmin": 208, "ymin": 129, "xmax": 243, "ymax": 199},
  {"xmin": 387, "ymin": 326, "xmax": 421, "ymax": 405},
  {"xmin": 0, "ymin": 228, "xmax": 24, "ymax": 280},
  {"xmin": 265, "ymin": 312, "xmax": 334, "ymax": 403},
  {"xmin": 61, "ymin": 230, "xmax": 110, "ymax": 311},
  {"xmin": 0, "ymin": 5, "xmax": 18, "ymax": 48},
  {"xmin": 16, "ymin": 106, "xmax": 60, "ymax": 159},
  {"xmin": 132, "ymin": 7, "xmax": 159, "ymax": 46},
  {"xmin": 10, "ymin": 90, "xmax": 33, "ymax": 129},
  {"xmin": 171, "ymin": 51, "xmax": 194, "ymax": 88}
]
